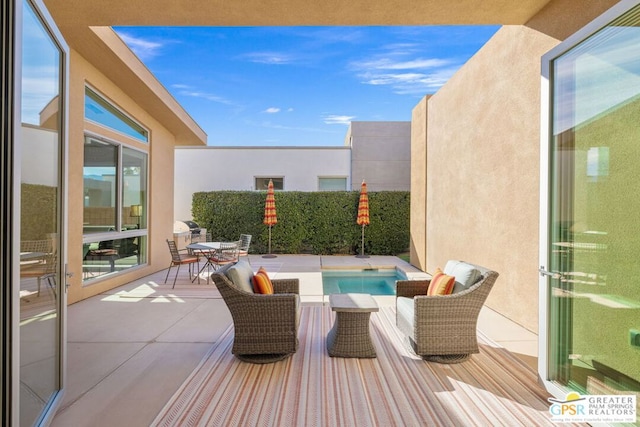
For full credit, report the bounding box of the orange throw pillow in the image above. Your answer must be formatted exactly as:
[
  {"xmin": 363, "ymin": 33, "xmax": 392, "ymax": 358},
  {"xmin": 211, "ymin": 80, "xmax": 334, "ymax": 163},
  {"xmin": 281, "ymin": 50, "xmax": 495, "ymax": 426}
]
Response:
[
  {"xmin": 252, "ymin": 267, "xmax": 274, "ymax": 294},
  {"xmin": 427, "ymin": 267, "xmax": 455, "ymax": 296}
]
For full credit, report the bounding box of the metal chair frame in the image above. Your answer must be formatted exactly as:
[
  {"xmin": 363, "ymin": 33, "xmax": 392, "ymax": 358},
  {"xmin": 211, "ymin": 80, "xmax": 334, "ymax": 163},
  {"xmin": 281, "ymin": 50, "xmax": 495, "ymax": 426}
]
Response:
[{"xmin": 165, "ymin": 239, "xmax": 200, "ymax": 288}]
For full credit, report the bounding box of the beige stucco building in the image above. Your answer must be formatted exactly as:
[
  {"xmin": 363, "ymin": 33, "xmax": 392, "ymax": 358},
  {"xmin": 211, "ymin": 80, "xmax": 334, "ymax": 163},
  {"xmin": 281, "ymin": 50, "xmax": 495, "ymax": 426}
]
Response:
[
  {"xmin": 4, "ymin": 0, "xmax": 639, "ymax": 425},
  {"xmin": 408, "ymin": 2, "xmax": 617, "ymax": 333},
  {"xmin": 346, "ymin": 121, "xmax": 411, "ymax": 191},
  {"xmin": 173, "ymin": 121, "xmax": 411, "ymax": 221},
  {"xmin": 65, "ymin": 29, "xmax": 206, "ymax": 304}
]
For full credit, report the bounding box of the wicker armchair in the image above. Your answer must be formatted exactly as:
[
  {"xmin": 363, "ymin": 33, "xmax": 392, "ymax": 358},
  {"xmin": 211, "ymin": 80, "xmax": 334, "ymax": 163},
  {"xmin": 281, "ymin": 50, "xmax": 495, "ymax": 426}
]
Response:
[
  {"xmin": 396, "ymin": 261, "xmax": 499, "ymax": 363},
  {"xmin": 211, "ymin": 268, "xmax": 300, "ymax": 364}
]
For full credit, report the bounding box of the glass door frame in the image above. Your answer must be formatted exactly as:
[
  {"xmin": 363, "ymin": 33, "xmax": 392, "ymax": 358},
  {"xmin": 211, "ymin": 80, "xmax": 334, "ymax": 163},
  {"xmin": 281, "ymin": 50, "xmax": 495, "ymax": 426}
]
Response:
[
  {"xmin": 538, "ymin": 0, "xmax": 640, "ymax": 399},
  {"xmin": 9, "ymin": 0, "xmax": 69, "ymax": 424},
  {"xmin": 2, "ymin": 0, "xmax": 20, "ymax": 422}
]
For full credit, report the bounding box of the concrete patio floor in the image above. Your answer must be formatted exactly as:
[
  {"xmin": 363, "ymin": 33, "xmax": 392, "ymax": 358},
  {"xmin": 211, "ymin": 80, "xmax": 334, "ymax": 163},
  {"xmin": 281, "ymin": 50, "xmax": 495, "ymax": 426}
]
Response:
[{"xmin": 50, "ymin": 255, "xmax": 538, "ymax": 427}]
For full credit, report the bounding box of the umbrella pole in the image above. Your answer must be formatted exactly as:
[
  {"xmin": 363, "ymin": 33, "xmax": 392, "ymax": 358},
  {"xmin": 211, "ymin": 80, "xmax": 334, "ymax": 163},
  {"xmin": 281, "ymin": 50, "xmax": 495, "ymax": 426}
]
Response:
[
  {"xmin": 263, "ymin": 225, "xmax": 277, "ymax": 258},
  {"xmin": 356, "ymin": 224, "xmax": 369, "ymax": 258}
]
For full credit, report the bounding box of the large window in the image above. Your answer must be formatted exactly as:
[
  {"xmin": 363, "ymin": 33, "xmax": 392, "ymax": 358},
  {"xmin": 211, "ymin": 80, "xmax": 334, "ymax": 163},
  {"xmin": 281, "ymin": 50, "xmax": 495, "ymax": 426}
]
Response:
[
  {"xmin": 85, "ymin": 87, "xmax": 149, "ymax": 142},
  {"xmin": 255, "ymin": 177, "xmax": 283, "ymax": 190},
  {"xmin": 83, "ymin": 135, "xmax": 147, "ymax": 281},
  {"xmin": 318, "ymin": 177, "xmax": 347, "ymax": 191}
]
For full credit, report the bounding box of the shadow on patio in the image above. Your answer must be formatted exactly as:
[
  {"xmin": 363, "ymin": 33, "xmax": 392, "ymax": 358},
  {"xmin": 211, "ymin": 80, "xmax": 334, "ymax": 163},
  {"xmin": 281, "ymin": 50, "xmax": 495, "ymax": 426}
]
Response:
[{"xmin": 51, "ymin": 255, "xmax": 546, "ymax": 427}]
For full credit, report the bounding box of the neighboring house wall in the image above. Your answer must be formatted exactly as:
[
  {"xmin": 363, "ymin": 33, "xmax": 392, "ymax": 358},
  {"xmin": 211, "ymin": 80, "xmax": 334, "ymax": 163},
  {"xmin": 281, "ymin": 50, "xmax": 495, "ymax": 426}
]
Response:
[
  {"xmin": 65, "ymin": 50, "xmax": 191, "ymax": 304},
  {"xmin": 174, "ymin": 146, "xmax": 351, "ymax": 221},
  {"xmin": 21, "ymin": 125, "xmax": 58, "ymax": 186},
  {"xmin": 410, "ymin": 0, "xmax": 617, "ymax": 333},
  {"xmin": 347, "ymin": 121, "xmax": 411, "ymax": 191}
]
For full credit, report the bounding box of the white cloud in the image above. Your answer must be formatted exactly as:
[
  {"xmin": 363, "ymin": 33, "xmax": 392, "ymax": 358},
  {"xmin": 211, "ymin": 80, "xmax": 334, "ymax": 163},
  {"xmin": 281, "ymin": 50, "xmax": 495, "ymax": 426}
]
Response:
[
  {"xmin": 323, "ymin": 115, "xmax": 355, "ymax": 125},
  {"xmin": 357, "ymin": 57, "xmax": 451, "ymax": 70},
  {"xmin": 250, "ymin": 120, "xmax": 336, "ymax": 134},
  {"xmin": 264, "ymin": 107, "xmax": 281, "ymax": 113},
  {"xmin": 117, "ymin": 33, "xmax": 164, "ymax": 60},
  {"xmin": 348, "ymin": 41, "xmax": 462, "ymax": 95},
  {"xmin": 242, "ymin": 52, "xmax": 295, "ymax": 65},
  {"xmin": 172, "ymin": 84, "xmax": 234, "ymax": 105},
  {"xmin": 20, "ymin": 69, "xmax": 60, "ymax": 124},
  {"xmin": 359, "ymin": 67, "xmax": 457, "ymax": 95}
]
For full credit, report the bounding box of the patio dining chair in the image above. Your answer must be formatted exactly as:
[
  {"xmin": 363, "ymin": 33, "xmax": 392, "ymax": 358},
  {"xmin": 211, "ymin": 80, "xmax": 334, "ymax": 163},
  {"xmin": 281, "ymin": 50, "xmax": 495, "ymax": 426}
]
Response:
[
  {"xmin": 20, "ymin": 240, "xmax": 57, "ymax": 297},
  {"xmin": 165, "ymin": 239, "xmax": 200, "ymax": 288},
  {"xmin": 206, "ymin": 240, "xmax": 240, "ymax": 270},
  {"xmin": 238, "ymin": 234, "xmax": 252, "ymax": 258}
]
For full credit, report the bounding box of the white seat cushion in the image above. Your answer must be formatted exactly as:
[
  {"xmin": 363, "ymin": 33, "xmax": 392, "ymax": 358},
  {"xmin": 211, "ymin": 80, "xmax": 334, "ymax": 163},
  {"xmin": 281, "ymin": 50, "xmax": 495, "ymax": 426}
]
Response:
[
  {"xmin": 444, "ymin": 260, "xmax": 481, "ymax": 293},
  {"xmin": 396, "ymin": 296, "xmax": 415, "ymax": 330},
  {"xmin": 225, "ymin": 260, "xmax": 254, "ymax": 293}
]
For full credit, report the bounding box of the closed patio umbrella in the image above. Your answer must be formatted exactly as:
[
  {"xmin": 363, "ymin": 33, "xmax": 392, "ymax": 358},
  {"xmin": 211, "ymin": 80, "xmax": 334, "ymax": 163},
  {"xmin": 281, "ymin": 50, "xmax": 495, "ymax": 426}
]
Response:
[
  {"xmin": 263, "ymin": 179, "xmax": 277, "ymax": 258},
  {"xmin": 356, "ymin": 180, "xmax": 370, "ymax": 258}
]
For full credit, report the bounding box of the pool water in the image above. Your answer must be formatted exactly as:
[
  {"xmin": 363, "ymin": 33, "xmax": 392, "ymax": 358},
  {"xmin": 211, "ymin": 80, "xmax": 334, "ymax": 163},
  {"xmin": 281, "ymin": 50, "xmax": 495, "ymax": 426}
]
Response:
[{"xmin": 322, "ymin": 269, "xmax": 407, "ymax": 295}]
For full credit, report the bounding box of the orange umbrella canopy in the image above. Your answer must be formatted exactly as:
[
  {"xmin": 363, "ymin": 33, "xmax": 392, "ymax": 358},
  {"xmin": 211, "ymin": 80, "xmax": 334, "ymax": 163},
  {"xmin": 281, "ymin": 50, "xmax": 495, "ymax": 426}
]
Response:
[
  {"xmin": 356, "ymin": 180, "xmax": 370, "ymax": 226},
  {"xmin": 263, "ymin": 179, "xmax": 278, "ymax": 226}
]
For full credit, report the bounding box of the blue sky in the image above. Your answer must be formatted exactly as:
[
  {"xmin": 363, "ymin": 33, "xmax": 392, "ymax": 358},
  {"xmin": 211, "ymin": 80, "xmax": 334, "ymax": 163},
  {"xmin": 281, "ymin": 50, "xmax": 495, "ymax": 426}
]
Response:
[{"xmin": 114, "ymin": 26, "xmax": 499, "ymax": 146}]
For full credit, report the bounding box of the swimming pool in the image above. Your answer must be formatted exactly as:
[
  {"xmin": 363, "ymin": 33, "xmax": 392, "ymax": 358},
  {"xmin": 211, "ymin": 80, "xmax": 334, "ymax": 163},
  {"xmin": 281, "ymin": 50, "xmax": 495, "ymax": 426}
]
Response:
[{"xmin": 322, "ymin": 269, "xmax": 407, "ymax": 295}]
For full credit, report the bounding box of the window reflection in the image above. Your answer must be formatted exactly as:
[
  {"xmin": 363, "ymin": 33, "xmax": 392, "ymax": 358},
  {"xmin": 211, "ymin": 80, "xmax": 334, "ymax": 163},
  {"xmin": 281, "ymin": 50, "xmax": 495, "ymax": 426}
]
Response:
[
  {"xmin": 83, "ymin": 138, "xmax": 117, "ymax": 232},
  {"xmin": 549, "ymin": 4, "xmax": 640, "ymax": 401},
  {"xmin": 255, "ymin": 177, "xmax": 283, "ymax": 190},
  {"xmin": 20, "ymin": 0, "xmax": 62, "ymax": 425},
  {"xmin": 82, "ymin": 236, "xmax": 146, "ymax": 281},
  {"xmin": 122, "ymin": 147, "xmax": 147, "ymax": 230},
  {"xmin": 82, "ymin": 137, "xmax": 148, "ymax": 281},
  {"xmin": 85, "ymin": 87, "xmax": 149, "ymax": 142}
]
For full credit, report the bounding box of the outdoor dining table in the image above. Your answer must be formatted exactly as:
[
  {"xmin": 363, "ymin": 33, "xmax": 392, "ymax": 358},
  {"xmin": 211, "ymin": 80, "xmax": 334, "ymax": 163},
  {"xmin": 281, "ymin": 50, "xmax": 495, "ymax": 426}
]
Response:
[
  {"xmin": 187, "ymin": 242, "xmax": 222, "ymax": 254},
  {"xmin": 20, "ymin": 251, "xmax": 46, "ymax": 262},
  {"xmin": 186, "ymin": 242, "xmax": 223, "ymax": 282}
]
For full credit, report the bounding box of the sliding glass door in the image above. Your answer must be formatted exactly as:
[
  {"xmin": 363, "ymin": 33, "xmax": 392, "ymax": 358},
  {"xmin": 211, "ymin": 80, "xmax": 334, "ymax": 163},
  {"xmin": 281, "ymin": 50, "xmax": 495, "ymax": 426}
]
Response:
[
  {"xmin": 19, "ymin": 0, "xmax": 67, "ymax": 425},
  {"xmin": 543, "ymin": 1, "xmax": 640, "ymax": 411}
]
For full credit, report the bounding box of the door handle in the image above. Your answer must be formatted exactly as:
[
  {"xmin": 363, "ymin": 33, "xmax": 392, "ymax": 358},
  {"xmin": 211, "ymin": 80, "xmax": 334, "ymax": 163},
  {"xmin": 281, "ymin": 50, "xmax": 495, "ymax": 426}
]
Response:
[
  {"xmin": 539, "ymin": 266, "xmax": 562, "ymax": 280},
  {"xmin": 65, "ymin": 264, "xmax": 74, "ymax": 291}
]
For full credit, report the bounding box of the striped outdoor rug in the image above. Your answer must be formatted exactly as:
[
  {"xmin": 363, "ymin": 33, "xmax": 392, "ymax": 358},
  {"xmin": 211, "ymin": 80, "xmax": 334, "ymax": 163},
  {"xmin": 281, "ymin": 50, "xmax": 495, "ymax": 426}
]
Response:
[{"xmin": 152, "ymin": 305, "xmax": 563, "ymax": 427}]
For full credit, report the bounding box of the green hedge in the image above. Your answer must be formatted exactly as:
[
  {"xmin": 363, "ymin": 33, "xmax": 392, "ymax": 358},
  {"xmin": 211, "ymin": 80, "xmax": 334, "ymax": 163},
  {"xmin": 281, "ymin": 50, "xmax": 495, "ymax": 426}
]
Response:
[
  {"xmin": 21, "ymin": 184, "xmax": 57, "ymax": 241},
  {"xmin": 192, "ymin": 191, "xmax": 409, "ymax": 255}
]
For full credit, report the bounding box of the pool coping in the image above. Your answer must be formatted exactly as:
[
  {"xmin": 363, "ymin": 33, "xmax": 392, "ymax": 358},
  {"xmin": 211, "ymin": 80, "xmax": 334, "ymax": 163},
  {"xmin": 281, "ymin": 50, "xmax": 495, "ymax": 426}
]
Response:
[{"xmin": 246, "ymin": 254, "xmax": 430, "ymax": 305}]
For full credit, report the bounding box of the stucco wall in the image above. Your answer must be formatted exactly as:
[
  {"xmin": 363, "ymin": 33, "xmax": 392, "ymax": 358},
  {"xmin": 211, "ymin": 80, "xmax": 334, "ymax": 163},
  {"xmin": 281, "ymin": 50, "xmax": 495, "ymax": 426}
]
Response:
[
  {"xmin": 423, "ymin": 26, "xmax": 555, "ymax": 333},
  {"xmin": 66, "ymin": 50, "xmax": 181, "ymax": 304},
  {"xmin": 410, "ymin": 0, "xmax": 619, "ymax": 333},
  {"xmin": 174, "ymin": 147, "xmax": 352, "ymax": 221},
  {"xmin": 410, "ymin": 98, "xmax": 428, "ymax": 270},
  {"xmin": 347, "ymin": 121, "xmax": 411, "ymax": 191}
]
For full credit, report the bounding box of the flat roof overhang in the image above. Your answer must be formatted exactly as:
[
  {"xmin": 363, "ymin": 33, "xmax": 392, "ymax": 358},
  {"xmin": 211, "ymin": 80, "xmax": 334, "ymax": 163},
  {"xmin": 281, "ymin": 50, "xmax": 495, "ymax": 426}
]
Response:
[
  {"xmin": 44, "ymin": 0, "xmax": 553, "ymax": 27},
  {"xmin": 84, "ymin": 27, "xmax": 207, "ymax": 146}
]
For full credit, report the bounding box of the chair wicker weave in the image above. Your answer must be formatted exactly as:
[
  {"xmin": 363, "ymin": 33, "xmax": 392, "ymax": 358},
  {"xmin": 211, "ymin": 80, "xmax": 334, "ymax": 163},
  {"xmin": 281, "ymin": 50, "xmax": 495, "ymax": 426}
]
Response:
[
  {"xmin": 395, "ymin": 262, "xmax": 498, "ymax": 363},
  {"xmin": 211, "ymin": 269, "xmax": 300, "ymax": 363}
]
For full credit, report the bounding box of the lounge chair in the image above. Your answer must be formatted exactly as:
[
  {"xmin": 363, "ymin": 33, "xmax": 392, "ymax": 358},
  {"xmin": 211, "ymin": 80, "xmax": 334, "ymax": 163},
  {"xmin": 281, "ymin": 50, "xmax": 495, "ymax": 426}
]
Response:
[
  {"xmin": 211, "ymin": 260, "xmax": 300, "ymax": 363},
  {"xmin": 396, "ymin": 260, "xmax": 499, "ymax": 363}
]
